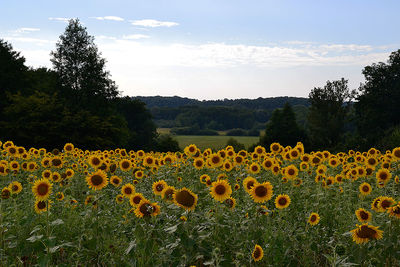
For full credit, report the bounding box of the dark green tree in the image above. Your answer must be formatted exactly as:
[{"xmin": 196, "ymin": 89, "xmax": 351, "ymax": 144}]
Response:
[
  {"xmin": 307, "ymin": 78, "xmax": 355, "ymax": 150},
  {"xmin": 155, "ymin": 134, "xmax": 181, "ymax": 152},
  {"xmin": 0, "ymin": 39, "xmax": 28, "ymax": 112},
  {"xmin": 50, "ymin": 19, "xmax": 118, "ymax": 111},
  {"xmin": 260, "ymin": 103, "xmax": 306, "ymax": 148},
  {"xmin": 355, "ymin": 50, "xmax": 400, "ymax": 149}
]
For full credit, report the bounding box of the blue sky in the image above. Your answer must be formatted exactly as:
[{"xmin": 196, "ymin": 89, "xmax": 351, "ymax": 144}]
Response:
[{"xmin": 1, "ymin": 0, "xmax": 399, "ymax": 99}]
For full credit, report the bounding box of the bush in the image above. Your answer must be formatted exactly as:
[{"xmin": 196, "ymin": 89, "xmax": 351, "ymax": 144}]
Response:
[
  {"xmin": 226, "ymin": 128, "xmax": 248, "ymax": 136},
  {"xmin": 154, "ymin": 134, "xmax": 181, "ymax": 152},
  {"xmin": 170, "ymin": 127, "xmax": 219, "ymax": 136},
  {"xmin": 247, "ymin": 128, "xmax": 260, "ymax": 136}
]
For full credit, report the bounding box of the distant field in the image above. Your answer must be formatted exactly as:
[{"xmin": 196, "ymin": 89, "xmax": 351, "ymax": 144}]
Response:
[{"xmin": 175, "ymin": 135, "xmax": 259, "ymax": 150}]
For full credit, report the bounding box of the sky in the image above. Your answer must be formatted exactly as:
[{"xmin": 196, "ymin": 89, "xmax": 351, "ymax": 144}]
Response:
[{"xmin": 1, "ymin": 0, "xmax": 399, "ymax": 100}]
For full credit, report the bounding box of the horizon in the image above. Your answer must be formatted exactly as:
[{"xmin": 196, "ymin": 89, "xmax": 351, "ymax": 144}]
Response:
[{"xmin": 1, "ymin": 0, "xmax": 399, "ymax": 100}]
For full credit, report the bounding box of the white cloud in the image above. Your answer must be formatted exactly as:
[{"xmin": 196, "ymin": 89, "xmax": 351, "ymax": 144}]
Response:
[
  {"xmin": 122, "ymin": 34, "xmax": 150, "ymax": 40},
  {"xmin": 3, "ymin": 37, "xmax": 53, "ymax": 45},
  {"xmin": 90, "ymin": 16, "xmax": 124, "ymax": 21},
  {"xmin": 15, "ymin": 28, "xmax": 40, "ymax": 33},
  {"xmin": 95, "ymin": 35, "xmax": 117, "ymax": 40},
  {"xmin": 130, "ymin": 19, "xmax": 178, "ymax": 28},
  {"xmin": 48, "ymin": 17, "xmax": 70, "ymax": 22}
]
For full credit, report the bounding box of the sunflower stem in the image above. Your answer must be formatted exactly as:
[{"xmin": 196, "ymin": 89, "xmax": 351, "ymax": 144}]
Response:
[{"xmin": 46, "ymin": 199, "xmax": 50, "ymax": 266}]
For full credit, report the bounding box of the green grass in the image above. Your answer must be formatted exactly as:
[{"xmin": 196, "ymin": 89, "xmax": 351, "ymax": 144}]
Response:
[{"xmin": 175, "ymin": 135, "xmax": 259, "ymax": 150}]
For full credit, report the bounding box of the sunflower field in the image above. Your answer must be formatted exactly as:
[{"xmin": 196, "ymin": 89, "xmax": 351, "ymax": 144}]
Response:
[{"xmin": 0, "ymin": 140, "xmax": 400, "ymax": 266}]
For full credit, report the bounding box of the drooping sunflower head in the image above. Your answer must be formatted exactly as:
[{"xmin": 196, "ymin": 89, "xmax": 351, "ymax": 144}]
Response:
[
  {"xmin": 377, "ymin": 196, "xmax": 395, "ymax": 212},
  {"xmin": 121, "ymin": 183, "xmax": 135, "ymax": 198},
  {"xmin": 1, "ymin": 187, "xmax": 12, "ymax": 199},
  {"xmin": 210, "ymin": 179, "xmax": 232, "ymax": 202},
  {"xmin": 134, "ymin": 200, "xmax": 160, "ymax": 218},
  {"xmin": 116, "ymin": 194, "xmax": 124, "ymax": 204},
  {"xmin": 350, "ymin": 223, "xmax": 383, "ymax": 244},
  {"xmin": 224, "ymin": 197, "xmax": 236, "ymax": 210},
  {"xmin": 308, "ymin": 212, "xmax": 320, "ymax": 226},
  {"xmin": 86, "ymin": 170, "xmax": 108, "ymax": 191},
  {"xmin": 55, "ymin": 192, "xmax": 64, "ymax": 201},
  {"xmin": 275, "ymin": 194, "xmax": 291, "ymax": 209},
  {"xmin": 250, "ymin": 182, "xmax": 273, "ymax": 203},
  {"xmin": 387, "ymin": 203, "xmax": 400, "ymax": 218},
  {"xmin": 32, "ymin": 178, "xmax": 53, "ymax": 201},
  {"xmin": 173, "ymin": 187, "xmax": 198, "ymax": 211},
  {"xmin": 252, "ymin": 244, "xmax": 264, "ymax": 262}
]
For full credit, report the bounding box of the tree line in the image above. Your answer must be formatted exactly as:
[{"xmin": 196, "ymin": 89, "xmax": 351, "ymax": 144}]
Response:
[{"xmin": 0, "ymin": 19, "xmax": 179, "ymax": 152}]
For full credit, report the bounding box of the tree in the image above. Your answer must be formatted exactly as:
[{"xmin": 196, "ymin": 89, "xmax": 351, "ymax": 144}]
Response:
[
  {"xmin": 355, "ymin": 50, "xmax": 400, "ymax": 149},
  {"xmin": 307, "ymin": 78, "xmax": 355, "ymax": 150},
  {"xmin": 50, "ymin": 19, "xmax": 118, "ymax": 111},
  {"xmin": 260, "ymin": 103, "xmax": 306, "ymax": 148},
  {"xmin": 0, "ymin": 39, "xmax": 28, "ymax": 112}
]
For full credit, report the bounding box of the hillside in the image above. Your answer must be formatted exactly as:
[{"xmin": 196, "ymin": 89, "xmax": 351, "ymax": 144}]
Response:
[{"xmin": 132, "ymin": 96, "xmax": 310, "ymax": 134}]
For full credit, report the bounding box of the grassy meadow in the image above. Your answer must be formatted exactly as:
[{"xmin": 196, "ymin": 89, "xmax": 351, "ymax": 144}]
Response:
[
  {"xmin": 157, "ymin": 128, "xmax": 260, "ymax": 150},
  {"xmin": 0, "ymin": 140, "xmax": 400, "ymax": 266}
]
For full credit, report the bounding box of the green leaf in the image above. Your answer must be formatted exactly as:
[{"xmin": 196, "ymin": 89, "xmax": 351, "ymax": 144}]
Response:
[
  {"xmin": 27, "ymin": 235, "xmax": 43, "ymax": 242},
  {"xmin": 165, "ymin": 224, "xmax": 178, "ymax": 234},
  {"xmin": 125, "ymin": 241, "xmax": 136, "ymax": 255},
  {"xmin": 50, "ymin": 219, "xmax": 64, "ymax": 226}
]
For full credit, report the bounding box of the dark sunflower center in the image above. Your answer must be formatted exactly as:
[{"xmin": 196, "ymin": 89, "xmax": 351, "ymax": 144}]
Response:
[
  {"xmin": 310, "ymin": 215, "xmax": 317, "ymax": 222},
  {"xmin": 139, "ymin": 203, "xmax": 153, "ymax": 217},
  {"xmin": 272, "ymin": 145, "xmax": 279, "ymax": 151},
  {"xmin": 225, "ymin": 198, "xmax": 234, "ymax": 207},
  {"xmin": 133, "ymin": 196, "xmax": 142, "ymax": 204},
  {"xmin": 381, "ymin": 200, "xmax": 392, "ymax": 209},
  {"xmin": 252, "ymin": 166, "xmax": 258, "ymax": 171},
  {"xmin": 156, "ymin": 184, "xmax": 164, "ymax": 192},
  {"xmin": 253, "ymin": 247, "xmax": 261, "ymax": 259},
  {"xmin": 113, "ymin": 178, "xmax": 120, "ymax": 184},
  {"xmin": 122, "ymin": 161, "xmax": 130, "ymax": 169},
  {"xmin": 164, "ymin": 189, "xmax": 174, "ymax": 199},
  {"xmin": 124, "ymin": 187, "xmax": 133, "ymax": 195},
  {"xmin": 175, "ymin": 190, "xmax": 195, "ymax": 207},
  {"xmin": 255, "ymin": 186, "xmax": 267, "ymax": 197},
  {"xmin": 288, "ymin": 169, "xmax": 295, "ymax": 176},
  {"xmin": 1, "ymin": 190, "xmax": 10, "ymax": 199},
  {"xmin": 357, "ymin": 225, "xmax": 377, "ymax": 239},
  {"xmin": 393, "ymin": 206, "xmax": 400, "ymax": 214},
  {"xmin": 212, "ymin": 156, "xmax": 220, "ymax": 164},
  {"xmin": 196, "ymin": 160, "xmax": 203, "ymax": 167},
  {"xmin": 12, "ymin": 185, "xmax": 18, "ymax": 191},
  {"xmin": 37, "ymin": 201, "xmax": 46, "ymax": 209},
  {"xmin": 265, "ymin": 161, "xmax": 272, "ymax": 168},
  {"xmin": 362, "ymin": 185, "xmax": 369, "ymax": 192},
  {"xmin": 92, "ymin": 158, "xmax": 100, "ymax": 165},
  {"xmin": 215, "ymin": 184, "xmax": 226, "ymax": 195},
  {"xmin": 278, "ymin": 197, "xmax": 287, "ymax": 206},
  {"xmin": 246, "ymin": 181, "xmax": 255, "ymax": 190},
  {"xmin": 360, "ymin": 211, "xmax": 369, "ymax": 220},
  {"xmin": 379, "ymin": 173, "xmax": 388, "ymax": 180},
  {"xmin": 394, "ymin": 150, "xmax": 400, "ymax": 158},
  {"xmin": 91, "ymin": 175, "xmax": 103, "ymax": 186},
  {"xmin": 52, "ymin": 159, "xmax": 61, "ymax": 166},
  {"xmin": 146, "ymin": 158, "xmax": 153, "ymax": 164},
  {"xmin": 37, "ymin": 183, "xmax": 49, "ymax": 195}
]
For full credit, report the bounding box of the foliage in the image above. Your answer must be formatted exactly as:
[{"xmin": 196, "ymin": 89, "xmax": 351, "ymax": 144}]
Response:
[
  {"xmin": 170, "ymin": 127, "xmax": 219, "ymax": 136},
  {"xmin": 355, "ymin": 49, "xmax": 400, "ymax": 149},
  {"xmin": 308, "ymin": 78, "xmax": 356, "ymax": 150},
  {"xmin": 225, "ymin": 137, "xmax": 246, "ymax": 151},
  {"xmin": 154, "ymin": 134, "xmax": 181, "ymax": 152},
  {"xmin": 260, "ymin": 103, "xmax": 307, "ymax": 148}
]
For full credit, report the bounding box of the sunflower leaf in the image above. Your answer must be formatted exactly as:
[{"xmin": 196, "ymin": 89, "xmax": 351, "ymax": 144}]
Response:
[
  {"xmin": 27, "ymin": 235, "xmax": 43, "ymax": 242},
  {"xmin": 50, "ymin": 219, "xmax": 64, "ymax": 226},
  {"xmin": 165, "ymin": 224, "xmax": 178, "ymax": 234},
  {"xmin": 125, "ymin": 241, "xmax": 136, "ymax": 255}
]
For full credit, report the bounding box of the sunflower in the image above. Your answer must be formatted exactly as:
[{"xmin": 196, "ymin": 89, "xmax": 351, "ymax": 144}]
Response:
[
  {"xmin": 63, "ymin": 143, "xmax": 74, "ymax": 153},
  {"xmin": 34, "ymin": 199, "xmax": 50, "ymax": 214},
  {"xmin": 250, "ymin": 182, "xmax": 273, "ymax": 203},
  {"xmin": 376, "ymin": 168, "xmax": 392, "ymax": 184},
  {"xmin": 224, "ymin": 197, "xmax": 236, "ymax": 210},
  {"xmin": 392, "ymin": 147, "xmax": 400, "ymax": 160},
  {"xmin": 200, "ymin": 174, "xmax": 210, "ymax": 184},
  {"xmin": 355, "ymin": 208, "xmax": 372, "ymax": 223},
  {"xmin": 152, "ymin": 180, "xmax": 167, "ymax": 196},
  {"xmin": 350, "ymin": 223, "xmax": 383, "ymax": 244},
  {"xmin": 252, "ymin": 244, "xmax": 264, "ymax": 262},
  {"xmin": 134, "ymin": 170, "xmax": 144, "ymax": 179},
  {"xmin": 234, "ymin": 155, "xmax": 244, "ymax": 165},
  {"xmin": 116, "ymin": 194, "xmax": 124, "ymax": 204},
  {"xmin": 161, "ymin": 186, "xmax": 176, "ymax": 202},
  {"xmin": 173, "ymin": 187, "xmax": 198, "ymax": 211},
  {"xmin": 52, "ymin": 172, "xmax": 62, "ymax": 183},
  {"xmin": 208, "ymin": 153, "xmax": 223, "ymax": 168},
  {"xmin": 275, "ymin": 194, "xmax": 291, "ymax": 209},
  {"xmin": 193, "ymin": 158, "xmax": 205, "ymax": 170},
  {"xmin": 55, "ymin": 192, "xmax": 64, "ymax": 201},
  {"xmin": 85, "ymin": 195, "xmax": 94, "ymax": 205},
  {"xmin": 110, "ymin": 176, "xmax": 122, "ymax": 187},
  {"xmin": 270, "ymin": 143, "xmax": 281, "ymax": 154},
  {"xmin": 243, "ymin": 176, "xmax": 258, "ymax": 194},
  {"xmin": 248, "ymin": 162, "xmax": 261, "ymax": 174},
  {"xmin": 130, "ymin": 193, "xmax": 146, "ymax": 207},
  {"xmin": 88, "ymin": 155, "xmax": 103, "ymax": 169},
  {"xmin": 271, "ymin": 164, "xmax": 281, "ymax": 175},
  {"xmin": 377, "ymin": 196, "xmax": 395, "ymax": 212},
  {"xmin": 308, "ymin": 212, "xmax": 320, "ymax": 226},
  {"xmin": 86, "ymin": 170, "xmax": 108, "ymax": 191},
  {"xmin": 65, "ymin": 168, "xmax": 74, "ymax": 178},
  {"xmin": 9, "ymin": 161, "xmax": 19, "ymax": 171},
  {"xmin": 134, "ymin": 200, "xmax": 160, "ymax": 218},
  {"xmin": 223, "ymin": 160, "xmax": 234, "ymax": 172},
  {"xmin": 184, "ymin": 144, "xmax": 198, "ymax": 156},
  {"xmin": 210, "ymin": 180, "xmax": 232, "ymax": 202},
  {"xmin": 9, "ymin": 181, "xmax": 22, "ymax": 194},
  {"xmin": 1, "ymin": 187, "xmax": 12, "ymax": 199},
  {"xmin": 387, "ymin": 203, "xmax": 400, "ymax": 219},
  {"xmin": 143, "ymin": 156, "xmax": 155, "ymax": 167},
  {"xmin": 32, "ymin": 178, "xmax": 52, "ymax": 201},
  {"xmin": 121, "ymin": 183, "xmax": 135, "ymax": 198},
  {"xmin": 119, "ymin": 159, "xmax": 132, "ymax": 171},
  {"xmin": 50, "ymin": 156, "xmax": 63, "ymax": 168},
  {"xmin": 359, "ymin": 182, "xmax": 372, "ymax": 196}
]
